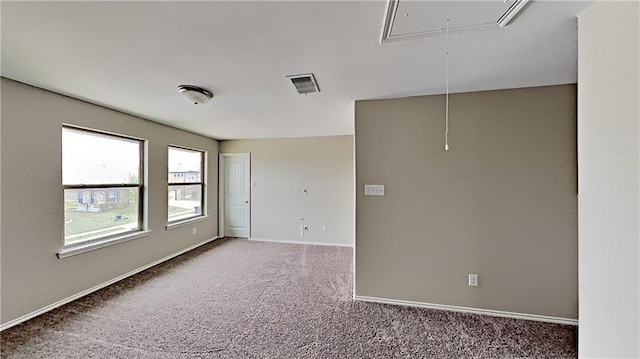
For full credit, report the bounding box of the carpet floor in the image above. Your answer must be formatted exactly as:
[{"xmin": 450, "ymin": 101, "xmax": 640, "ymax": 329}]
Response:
[{"xmin": 1, "ymin": 238, "xmax": 577, "ymax": 358}]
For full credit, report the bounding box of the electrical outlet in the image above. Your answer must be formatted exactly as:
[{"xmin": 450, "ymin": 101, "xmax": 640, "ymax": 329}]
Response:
[
  {"xmin": 364, "ymin": 184, "xmax": 384, "ymax": 196},
  {"xmin": 468, "ymin": 274, "xmax": 478, "ymax": 287},
  {"xmin": 192, "ymin": 228, "xmax": 197, "ymax": 235},
  {"xmin": 322, "ymin": 226, "xmax": 327, "ymax": 232}
]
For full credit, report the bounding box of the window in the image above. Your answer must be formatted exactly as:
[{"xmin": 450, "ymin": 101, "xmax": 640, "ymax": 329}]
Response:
[
  {"xmin": 62, "ymin": 126, "xmax": 144, "ymax": 248},
  {"xmin": 168, "ymin": 146, "xmax": 204, "ymax": 223}
]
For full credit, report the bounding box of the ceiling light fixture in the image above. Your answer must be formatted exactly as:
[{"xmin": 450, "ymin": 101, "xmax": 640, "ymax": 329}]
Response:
[
  {"xmin": 497, "ymin": 0, "xmax": 530, "ymax": 28},
  {"xmin": 177, "ymin": 85, "xmax": 214, "ymax": 105}
]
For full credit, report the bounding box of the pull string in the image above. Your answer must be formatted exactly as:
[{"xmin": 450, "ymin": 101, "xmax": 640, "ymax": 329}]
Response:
[{"xmin": 444, "ymin": 18, "xmax": 450, "ymax": 151}]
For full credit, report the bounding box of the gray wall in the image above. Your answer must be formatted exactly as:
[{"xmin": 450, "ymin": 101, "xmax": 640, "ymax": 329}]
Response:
[
  {"xmin": 578, "ymin": 1, "xmax": 640, "ymax": 356},
  {"xmin": 355, "ymin": 85, "xmax": 577, "ymax": 319},
  {"xmin": 220, "ymin": 136, "xmax": 353, "ymax": 246},
  {"xmin": 1, "ymin": 78, "xmax": 219, "ymax": 325}
]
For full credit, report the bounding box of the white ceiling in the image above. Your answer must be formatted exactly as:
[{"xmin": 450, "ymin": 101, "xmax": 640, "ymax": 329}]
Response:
[{"xmin": 1, "ymin": 1, "xmax": 593, "ymax": 140}]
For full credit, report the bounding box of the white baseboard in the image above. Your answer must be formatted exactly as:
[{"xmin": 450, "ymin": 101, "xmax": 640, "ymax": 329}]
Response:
[
  {"xmin": 248, "ymin": 237, "xmax": 353, "ymax": 248},
  {"xmin": 354, "ymin": 295, "xmax": 578, "ymax": 326},
  {"xmin": 0, "ymin": 236, "xmax": 220, "ymax": 332}
]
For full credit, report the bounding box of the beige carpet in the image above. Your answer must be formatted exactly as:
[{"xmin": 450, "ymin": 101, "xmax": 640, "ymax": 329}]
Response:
[{"xmin": 1, "ymin": 238, "xmax": 577, "ymax": 358}]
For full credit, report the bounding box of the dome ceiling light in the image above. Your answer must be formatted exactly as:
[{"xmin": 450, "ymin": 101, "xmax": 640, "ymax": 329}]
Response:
[{"xmin": 177, "ymin": 85, "xmax": 214, "ymax": 105}]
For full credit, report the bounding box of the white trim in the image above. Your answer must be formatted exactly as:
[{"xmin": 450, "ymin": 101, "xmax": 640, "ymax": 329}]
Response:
[
  {"xmin": 218, "ymin": 154, "xmax": 224, "ymax": 237},
  {"xmin": 379, "ymin": 0, "xmax": 532, "ymax": 44},
  {"xmin": 379, "ymin": 0, "xmax": 498, "ymax": 44},
  {"xmin": 142, "ymin": 139, "xmax": 149, "ymax": 233},
  {"xmin": 218, "ymin": 153, "xmax": 251, "ymax": 238},
  {"xmin": 354, "ymin": 295, "xmax": 578, "ymax": 326},
  {"xmin": 57, "ymin": 230, "xmax": 152, "ymax": 259},
  {"xmin": 248, "ymin": 237, "xmax": 353, "ymax": 248},
  {"xmin": 247, "ymin": 154, "xmax": 251, "ymax": 238},
  {"xmin": 2, "ymin": 236, "xmax": 219, "ymax": 332},
  {"xmin": 352, "ymin": 130, "xmax": 357, "ymax": 297},
  {"xmin": 379, "ymin": 0, "xmax": 398, "ymax": 44}
]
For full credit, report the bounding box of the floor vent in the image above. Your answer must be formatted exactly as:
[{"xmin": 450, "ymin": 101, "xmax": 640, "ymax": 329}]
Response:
[{"xmin": 286, "ymin": 73, "xmax": 320, "ymax": 94}]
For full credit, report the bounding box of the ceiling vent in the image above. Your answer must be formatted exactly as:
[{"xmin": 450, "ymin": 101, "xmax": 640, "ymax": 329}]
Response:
[{"xmin": 286, "ymin": 73, "xmax": 320, "ymax": 95}]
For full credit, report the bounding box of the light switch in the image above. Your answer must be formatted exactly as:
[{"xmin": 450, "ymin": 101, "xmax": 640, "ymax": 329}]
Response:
[{"xmin": 364, "ymin": 185, "xmax": 385, "ymax": 196}]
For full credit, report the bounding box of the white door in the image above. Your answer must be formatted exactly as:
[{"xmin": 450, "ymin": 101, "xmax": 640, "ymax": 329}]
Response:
[{"xmin": 220, "ymin": 153, "xmax": 250, "ymax": 238}]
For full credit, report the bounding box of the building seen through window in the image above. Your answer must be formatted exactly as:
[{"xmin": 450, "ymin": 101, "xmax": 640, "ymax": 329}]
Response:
[{"xmin": 168, "ymin": 146, "xmax": 205, "ymax": 223}]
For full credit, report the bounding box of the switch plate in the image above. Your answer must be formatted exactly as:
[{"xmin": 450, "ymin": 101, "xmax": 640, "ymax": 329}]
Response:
[
  {"xmin": 364, "ymin": 185, "xmax": 385, "ymax": 196},
  {"xmin": 468, "ymin": 274, "xmax": 478, "ymax": 287}
]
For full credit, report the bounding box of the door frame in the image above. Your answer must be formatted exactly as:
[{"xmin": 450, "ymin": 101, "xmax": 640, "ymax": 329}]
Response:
[{"xmin": 218, "ymin": 153, "xmax": 251, "ymax": 238}]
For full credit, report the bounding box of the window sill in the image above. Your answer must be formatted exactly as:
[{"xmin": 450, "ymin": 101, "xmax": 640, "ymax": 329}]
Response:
[
  {"xmin": 57, "ymin": 230, "xmax": 152, "ymax": 259},
  {"xmin": 166, "ymin": 215, "xmax": 210, "ymax": 230}
]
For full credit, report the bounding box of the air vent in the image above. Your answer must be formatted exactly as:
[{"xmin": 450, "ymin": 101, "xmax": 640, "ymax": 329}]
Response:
[{"xmin": 286, "ymin": 73, "xmax": 320, "ymax": 95}]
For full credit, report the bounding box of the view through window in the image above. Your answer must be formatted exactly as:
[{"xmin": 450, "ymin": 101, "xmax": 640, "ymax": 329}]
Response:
[
  {"xmin": 168, "ymin": 146, "xmax": 204, "ymax": 223},
  {"xmin": 62, "ymin": 126, "xmax": 143, "ymax": 246}
]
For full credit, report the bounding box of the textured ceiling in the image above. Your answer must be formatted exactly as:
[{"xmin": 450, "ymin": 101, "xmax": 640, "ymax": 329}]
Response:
[{"xmin": 1, "ymin": 1, "xmax": 594, "ymax": 139}]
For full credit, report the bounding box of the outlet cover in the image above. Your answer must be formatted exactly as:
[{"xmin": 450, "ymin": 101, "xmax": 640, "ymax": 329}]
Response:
[
  {"xmin": 364, "ymin": 185, "xmax": 384, "ymax": 196},
  {"xmin": 468, "ymin": 274, "xmax": 478, "ymax": 287}
]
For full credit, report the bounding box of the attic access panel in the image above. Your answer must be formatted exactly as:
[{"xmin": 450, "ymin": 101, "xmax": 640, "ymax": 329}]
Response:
[{"xmin": 382, "ymin": 0, "xmax": 519, "ymax": 43}]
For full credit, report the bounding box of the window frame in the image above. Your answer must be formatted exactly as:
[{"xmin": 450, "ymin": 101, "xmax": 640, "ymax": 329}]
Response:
[
  {"xmin": 59, "ymin": 125, "xmax": 148, "ymax": 257},
  {"xmin": 167, "ymin": 145, "xmax": 206, "ymax": 226},
  {"xmin": 107, "ymin": 190, "xmax": 117, "ymax": 203}
]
